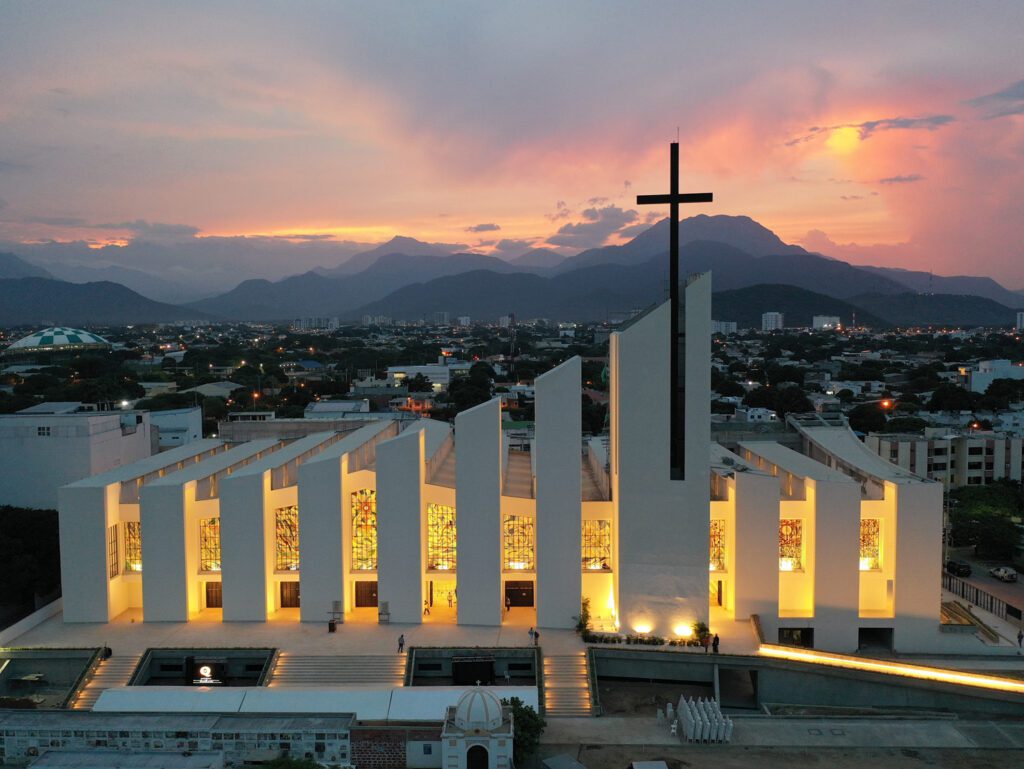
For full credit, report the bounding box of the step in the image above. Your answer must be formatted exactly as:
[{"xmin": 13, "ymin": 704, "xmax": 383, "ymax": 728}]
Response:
[{"xmin": 71, "ymin": 654, "xmax": 141, "ymax": 710}]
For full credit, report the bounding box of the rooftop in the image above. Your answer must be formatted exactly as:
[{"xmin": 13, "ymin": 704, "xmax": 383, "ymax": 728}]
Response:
[
  {"xmin": 739, "ymin": 440, "xmax": 853, "ymax": 483},
  {"xmin": 797, "ymin": 424, "xmax": 927, "ymax": 484}
]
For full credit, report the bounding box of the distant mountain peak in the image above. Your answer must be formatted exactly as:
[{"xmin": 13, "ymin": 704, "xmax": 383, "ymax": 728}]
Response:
[{"xmin": 510, "ymin": 248, "xmax": 565, "ymax": 268}]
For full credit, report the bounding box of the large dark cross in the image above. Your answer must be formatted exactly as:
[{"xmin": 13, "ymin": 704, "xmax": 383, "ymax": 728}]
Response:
[{"xmin": 636, "ymin": 142, "xmax": 713, "ymax": 480}]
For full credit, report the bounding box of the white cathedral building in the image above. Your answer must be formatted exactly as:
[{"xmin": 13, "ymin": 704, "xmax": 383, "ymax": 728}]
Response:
[{"xmin": 58, "ymin": 273, "xmax": 944, "ymax": 653}]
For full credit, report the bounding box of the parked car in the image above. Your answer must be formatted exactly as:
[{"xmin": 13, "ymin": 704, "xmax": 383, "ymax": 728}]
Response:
[
  {"xmin": 989, "ymin": 566, "xmax": 1018, "ymax": 582},
  {"xmin": 945, "ymin": 559, "xmax": 972, "ymax": 577}
]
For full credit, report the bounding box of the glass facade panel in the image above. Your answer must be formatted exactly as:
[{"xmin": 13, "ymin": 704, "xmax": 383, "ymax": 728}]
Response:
[
  {"xmin": 351, "ymin": 489, "xmax": 377, "ymax": 571},
  {"xmin": 275, "ymin": 505, "xmax": 300, "ymax": 571},
  {"xmin": 124, "ymin": 521, "xmax": 142, "ymax": 573},
  {"xmin": 581, "ymin": 519, "xmax": 612, "ymax": 571},
  {"xmin": 108, "ymin": 524, "xmax": 119, "ymax": 579},
  {"xmin": 709, "ymin": 519, "xmax": 726, "ymax": 571},
  {"xmin": 779, "ymin": 519, "xmax": 803, "ymax": 571},
  {"xmin": 199, "ymin": 517, "xmax": 221, "ymax": 573},
  {"xmin": 427, "ymin": 503, "xmax": 456, "ymax": 571},
  {"xmin": 859, "ymin": 518, "xmax": 881, "ymax": 571},
  {"xmin": 502, "ymin": 514, "xmax": 535, "ymax": 571}
]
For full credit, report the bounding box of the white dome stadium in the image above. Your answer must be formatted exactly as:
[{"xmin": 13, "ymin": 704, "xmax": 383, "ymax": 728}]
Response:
[{"xmin": 4, "ymin": 326, "xmax": 111, "ymax": 356}]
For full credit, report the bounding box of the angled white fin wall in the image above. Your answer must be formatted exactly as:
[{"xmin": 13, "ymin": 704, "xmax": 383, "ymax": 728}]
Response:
[
  {"xmin": 535, "ymin": 356, "xmax": 582, "ymax": 629},
  {"xmin": 376, "ymin": 427, "xmax": 425, "ymax": 624},
  {"xmin": 455, "ymin": 398, "xmax": 503, "ymax": 626}
]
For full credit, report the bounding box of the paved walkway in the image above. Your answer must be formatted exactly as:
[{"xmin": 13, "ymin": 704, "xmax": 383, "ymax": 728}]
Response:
[
  {"xmin": 8, "ymin": 606, "xmax": 584, "ymax": 657},
  {"xmin": 542, "ymin": 715, "xmax": 1024, "ymax": 749}
]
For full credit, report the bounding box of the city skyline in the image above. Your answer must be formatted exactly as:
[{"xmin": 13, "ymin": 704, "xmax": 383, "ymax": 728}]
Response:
[{"xmin": 0, "ymin": 2, "xmax": 1022, "ymax": 286}]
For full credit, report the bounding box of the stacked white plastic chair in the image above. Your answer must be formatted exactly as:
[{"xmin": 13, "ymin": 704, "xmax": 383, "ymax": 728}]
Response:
[{"xmin": 674, "ymin": 696, "xmax": 733, "ymax": 743}]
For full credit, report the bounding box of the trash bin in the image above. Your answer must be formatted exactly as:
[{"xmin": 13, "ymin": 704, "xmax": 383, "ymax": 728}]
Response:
[{"xmin": 328, "ymin": 619, "xmax": 337, "ymax": 633}]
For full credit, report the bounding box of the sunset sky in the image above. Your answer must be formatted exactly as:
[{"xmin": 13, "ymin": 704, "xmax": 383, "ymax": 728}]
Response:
[{"xmin": 0, "ymin": 2, "xmax": 1022, "ymax": 287}]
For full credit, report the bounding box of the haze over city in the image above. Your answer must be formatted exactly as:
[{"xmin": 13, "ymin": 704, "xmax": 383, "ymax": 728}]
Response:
[{"xmin": 1, "ymin": 1, "xmax": 1022, "ymax": 290}]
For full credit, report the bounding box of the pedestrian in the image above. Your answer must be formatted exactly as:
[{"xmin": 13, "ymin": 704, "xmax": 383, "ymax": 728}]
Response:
[
  {"xmin": 712, "ymin": 633, "xmax": 720, "ymax": 654},
  {"xmin": 1018, "ymin": 629, "xmax": 1023, "ymax": 648},
  {"xmin": 533, "ymin": 630, "xmax": 540, "ymax": 646},
  {"xmin": 447, "ymin": 591, "xmax": 453, "ymax": 608},
  {"xmin": 423, "ymin": 599, "xmax": 431, "ymax": 616},
  {"xmin": 505, "ymin": 595, "xmax": 511, "ymax": 613},
  {"xmin": 528, "ymin": 626, "xmax": 535, "ymax": 644},
  {"xmin": 701, "ymin": 634, "xmax": 710, "ymax": 654},
  {"xmin": 397, "ymin": 634, "xmax": 405, "ymax": 653}
]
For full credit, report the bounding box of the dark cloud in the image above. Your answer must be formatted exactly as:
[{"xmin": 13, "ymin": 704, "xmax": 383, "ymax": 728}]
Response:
[
  {"xmin": 878, "ymin": 174, "xmax": 924, "ymax": 184},
  {"xmin": 967, "ymin": 79, "xmax": 1024, "ymax": 118},
  {"xmin": 23, "ymin": 215, "xmax": 89, "ymax": 227},
  {"xmin": 0, "ymin": 160, "xmax": 29, "ymax": 173},
  {"xmin": 587, "ymin": 197, "xmax": 608, "ymax": 206},
  {"xmin": 547, "ymin": 205, "xmax": 639, "ymax": 249},
  {"xmin": 786, "ymin": 115, "xmax": 954, "ymax": 146},
  {"xmin": 465, "ymin": 222, "xmax": 501, "ymax": 233},
  {"xmin": 545, "ymin": 201, "xmax": 571, "ymax": 222},
  {"xmin": 95, "ymin": 220, "xmax": 201, "ymax": 240},
  {"xmin": 616, "ymin": 221, "xmax": 656, "ymax": 239},
  {"xmin": 491, "ymin": 238, "xmax": 535, "ymax": 255},
  {"xmin": 840, "ymin": 195, "xmax": 864, "ymax": 201}
]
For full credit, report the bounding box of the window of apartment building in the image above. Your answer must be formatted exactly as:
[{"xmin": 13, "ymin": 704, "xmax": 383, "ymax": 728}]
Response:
[
  {"xmin": 933, "ymin": 447, "xmax": 947, "ymax": 456},
  {"xmin": 968, "ymin": 462, "xmax": 983, "ymax": 470},
  {"xmin": 37, "ymin": 426, "xmax": 51, "ymax": 437},
  {"xmin": 108, "ymin": 524, "xmax": 119, "ymax": 579},
  {"xmin": 968, "ymin": 446, "xmax": 984, "ymax": 455}
]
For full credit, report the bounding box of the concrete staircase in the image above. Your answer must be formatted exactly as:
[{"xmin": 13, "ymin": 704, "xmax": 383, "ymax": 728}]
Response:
[
  {"xmin": 268, "ymin": 653, "xmax": 406, "ymax": 687},
  {"xmin": 71, "ymin": 654, "xmax": 140, "ymax": 710},
  {"xmin": 542, "ymin": 652, "xmax": 593, "ymax": 717}
]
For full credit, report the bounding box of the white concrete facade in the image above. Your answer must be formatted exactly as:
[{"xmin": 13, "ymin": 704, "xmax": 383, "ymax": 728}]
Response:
[
  {"xmin": 55, "ymin": 284, "xmax": 950, "ymax": 653},
  {"xmin": 2, "ymin": 410, "xmax": 153, "ymax": 509}
]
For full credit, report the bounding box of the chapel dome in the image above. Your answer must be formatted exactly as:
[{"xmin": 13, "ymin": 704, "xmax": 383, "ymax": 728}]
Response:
[{"xmin": 454, "ymin": 686, "xmax": 503, "ymax": 731}]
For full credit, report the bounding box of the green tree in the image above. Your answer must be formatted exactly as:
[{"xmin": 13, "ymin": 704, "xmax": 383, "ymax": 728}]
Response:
[
  {"xmin": 847, "ymin": 403, "xmax": 887, "ymax": 433},
  {"xmin": 406, "ymin": 373, "xmax": 433, "ymax": 393},
  {"xmin": 950, "ymin": 503, "xmax": 1019, "ymax": 559},
  {"xmin": 502, "ymin": 697, "xmax": 546, "ymax": 761},
  {"xmin": 927, "ymin": 383, "xmax": 977, "ymax": 412}
]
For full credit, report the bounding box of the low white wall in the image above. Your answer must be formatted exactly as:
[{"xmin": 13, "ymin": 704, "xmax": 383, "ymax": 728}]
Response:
[{"xmin": 0, "ymin": 599, "xmax": 63, "ymax": 645}]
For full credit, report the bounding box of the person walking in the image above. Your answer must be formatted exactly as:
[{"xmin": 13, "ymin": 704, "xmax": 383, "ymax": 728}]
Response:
[
  {"xmin": 505, "ymin": 595, "xmax": 511, "ymax": 613},
  {"xmin": 528, "ymin": 626, "xmax": 535, "ymax": 644},
  {"xmin": 712, "ymin": 633, "xmax": 720, "ymax": 654},
  {"xmin": 397, "ymin": 634, "xmax": 405, "ymax": 653},
  {"xmin": 1017, "ymin": 628, "xmax": 1023, "ymax": 648},
  {"xmin": 447, "ymin": 591, "xmax": 453, "ymax": 608},
  {"xmin": 423, "ymin": 599, "xmax": 431, "ymax": 616},
  {"xmin": 701, "ymin": 633, "xmax": 711, "ymax": 654},
  {"xmin": 533, "ymin": 630, "xmax": 540, "ymax": 646}
]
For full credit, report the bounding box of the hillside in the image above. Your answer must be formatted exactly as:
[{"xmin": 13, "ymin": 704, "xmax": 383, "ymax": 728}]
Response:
[
  {"xmin": 711, "ymin": 285, "xmax": 888, "ymax": 328},
  {"xmin": 0, "ymin": 278, "xmax": 216, "ymax": 325},
  {"xmin": 848, "ymin": 292, "xmax": 1019, "ymax": 328},
  {"xmin": 188, "ymin": 251, "xmax": 532, "ymax": 320},
  {"xmin": 0, "ymin": 252, "xmax": 53, "ymax": 280},
  {"xmin": 859, "ymin": 266, "xmax": 1024, "ymax": 309}
]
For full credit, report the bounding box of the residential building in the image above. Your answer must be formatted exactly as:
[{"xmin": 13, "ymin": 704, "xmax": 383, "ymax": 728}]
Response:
[{"xmin": 762, "ymin": 312, "xmax": 784, "ymax": 331}]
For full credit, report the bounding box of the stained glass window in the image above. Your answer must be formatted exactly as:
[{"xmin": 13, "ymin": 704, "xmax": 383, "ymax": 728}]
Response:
[
  {"xmin": 427, "ymin": 503, "xmax": 456, "ymax": 571},
  {"xmin": 108, "ymin": 524, "xmax": 119, "ymax": 579},
  {"xmin": 709, "ymin": 519, "xmax": 726, "ymax": 571},
  {"xmin": 859, "ymin": 518, "xmax": 881, "ymax": 571},
  {"xmin": 503, "ymin": 514, "xmax": 535, "ymax": 571},
  {"xmin": 124, "ymin": 521, "xmax": 142, "ymax": 573},
  {"xmin": 779, "ymin": 519, "xmax": 802, "ymax": 571},
  {"xmin": 200, "ymin": 517, "xmax": 221, "ymax": 573},
  {"xmin": 351, "ymin": 489, "xmax": 377, "ymax": 571},
  {"xmin": 581, "ymin": 520, "xmax": 612, "ymax": 571},
  {"xmin": 275, "ymin": 505, "xmax": 300, "ymax": 571}
]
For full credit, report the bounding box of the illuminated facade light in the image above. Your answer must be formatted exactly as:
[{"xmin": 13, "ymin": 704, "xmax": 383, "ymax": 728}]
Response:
[
  {"xmin": 502, "ymin": 514, "xmax": 535, "ymax": 571},
  {"xmin": 759, "ymin": 644, "xmax": 1024, "ymax": 694},
  {"xmin": 859, "ymin": 518, "xmax": 880, "ymax": 571},
  {"xmin": 199, "ymin": 517, "xmax": 221, "ymax": 573},
  {"xmin": 709, "ymin": 519, "xmax": 726, "ymax": 571},
  {"xmin": 427, "ymin": 503, "xmax": 457, "ymax": 571},
  {"xmin": 275, "ymin": 505, "xmax": 300, "ymax": 571},
  {"xmin": 581, "ymin": 519, "xmax": 612, "ymax": 571}
]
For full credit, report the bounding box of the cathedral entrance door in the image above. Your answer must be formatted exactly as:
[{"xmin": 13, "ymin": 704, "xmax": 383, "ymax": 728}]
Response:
[
  {"xmin": 505, "ymin": 581, "xmax": 534, "ymax": 607},
  {"xmin": 354, "ymin": 581, "xmax": 378, "ymax": 607}
]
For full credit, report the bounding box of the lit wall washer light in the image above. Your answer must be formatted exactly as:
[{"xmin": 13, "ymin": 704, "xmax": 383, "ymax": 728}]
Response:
[{"xmin": 759, "ymin": 644, "xmax": 1024, "ymax": 694}]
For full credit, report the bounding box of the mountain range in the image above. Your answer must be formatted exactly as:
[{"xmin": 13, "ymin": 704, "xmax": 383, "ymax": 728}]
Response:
[{"xmin": 1, "ymin": 215, "xmax": 1022, "ymax": 328}]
